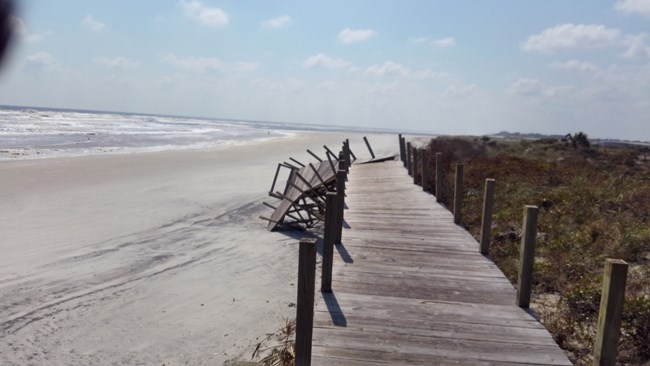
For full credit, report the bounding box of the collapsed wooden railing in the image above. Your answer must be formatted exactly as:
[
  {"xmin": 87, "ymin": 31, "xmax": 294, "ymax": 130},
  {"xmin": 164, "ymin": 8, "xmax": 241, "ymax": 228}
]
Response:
[
  {"xmin": 398, "ymin": 133, "xmax": 630, "ymax": 366},
  {"xmin": 260, "ymin": 140, "xmax": 354, "ymax": 231},
  {"xmin": 261, "ymin": 136, "xmax": 393, "ymax": 231}
]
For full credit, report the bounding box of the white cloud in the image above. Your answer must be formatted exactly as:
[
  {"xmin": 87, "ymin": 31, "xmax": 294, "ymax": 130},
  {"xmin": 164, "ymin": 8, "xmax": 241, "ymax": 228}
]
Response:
[
  {"xmin": 410, "ymin": 37, "xmax": 429, "ymax": 44},
  {"xmin": 412, "ymin": 68, "xmax": 443, "ymax": 79},
  {"xmin": 507, "ymin": 78, "xmax": 573, "ymax": 98},
  {"xmin": 95, "ymin": 57, "xmax": 139, "ymax": 69},
  {"xmin": 338, "ymin": 28, "xmax": 377, "ymax": 44},
  {"xmin": 622, "ymin": 33, "xmax": 650, "ymax": 58},
  {"xmin": 431, "ymin": 37, "xmax": 456, "ymax": 48},
  {"xmin": 179, "ymin": 0, "xmax": 229, "ymax": 28},
  {"xmin": 364, "ymin": 61, "xmax": 410, "ymax": 77},
  {"xmin": 549, "ymin": 60, "xmax": 600, "ymax": 73},
  {"xmin": 522, "ymin": 24, "xmax": 621, "ymax": 53},
  {"xmin": 233, "ymin": 62, "xmax": 260, "ymax": 72},
  {"xmin": 81, "ymin": 15, "xmax": 106, "ymax": 32},
  {"xmin": 362, "ymin": 62, "xmax": 441, "ymax": 79},
  {"xmin": 163, "ymin": 54, "xmax": 223, "ymax": 72},
  {"xmin": 507, "ymin": 78, "xmax": 544, "ymax": 96},
  {"xmin": 615, "ymin": 0, "xmax": 650, "ymax": 17},
  {"xmin": 24, "ymin": 51, "xmax": 58, "ymax": 71},
  {"xmin": 302, "ymin": 53, "xmax": 352, "ymax": 69},
  {"xmin": 444, "ymin": 83, "xmax": 477, "ymax": 98},
  {"xmin": 261, "ymin": 15, "xmax": 292, "ymax": 29},
  {"xmin": 11, "ymin": 17, "xmax": 45, "ymax": 43}
]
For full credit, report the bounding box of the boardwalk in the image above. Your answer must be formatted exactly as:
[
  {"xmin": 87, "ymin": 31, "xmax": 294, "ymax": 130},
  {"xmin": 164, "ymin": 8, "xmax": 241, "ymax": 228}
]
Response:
[{"xmin": 311, "ymin": 160, "xmax": 571, "ymax": 365}]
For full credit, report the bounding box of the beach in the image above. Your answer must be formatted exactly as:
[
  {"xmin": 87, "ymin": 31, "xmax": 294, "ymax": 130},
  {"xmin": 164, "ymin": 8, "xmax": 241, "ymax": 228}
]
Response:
[{"xmin": 0, "ymin": 131, "xmax": 397, "ymax": 365}]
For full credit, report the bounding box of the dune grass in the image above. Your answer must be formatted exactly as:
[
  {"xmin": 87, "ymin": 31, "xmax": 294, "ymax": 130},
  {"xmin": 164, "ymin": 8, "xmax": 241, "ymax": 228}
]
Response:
[{"xmin": 421, "ymin": 136, "xmax": 650, "ymax": 365}]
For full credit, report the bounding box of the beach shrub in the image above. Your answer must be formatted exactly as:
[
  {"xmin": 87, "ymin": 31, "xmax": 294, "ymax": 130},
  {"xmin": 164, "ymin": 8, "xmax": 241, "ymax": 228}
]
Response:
[{"xmin": 422, "ymin": 136, "xmax": 650, "ymax": 365}]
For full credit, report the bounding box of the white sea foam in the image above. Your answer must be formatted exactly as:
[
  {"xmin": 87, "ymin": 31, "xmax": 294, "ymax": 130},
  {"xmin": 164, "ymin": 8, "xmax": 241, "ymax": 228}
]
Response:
[{"xmin": 0, "ymin": 108, "xmax": 295, "ymax": 160}]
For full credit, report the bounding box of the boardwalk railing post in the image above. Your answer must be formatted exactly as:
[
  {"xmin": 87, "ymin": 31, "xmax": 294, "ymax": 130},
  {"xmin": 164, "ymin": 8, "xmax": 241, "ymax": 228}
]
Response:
[
  {"xmin": 592, "ymin": 259, "xmax": 628, "ymax": 366},
  {"xmin": 335, "ymin": 156, "xmax": 346, "ymax": 244},
  {"xmin": 480, "ymin": 179, "xmax": 496, "ymax": 255},
  {"xmin": 295, "ymin": 237, "xmax": 317, "ymax": 366},
  {"xmin": 344, "ymin": 139, "xmax": 351, "ymax": 170},
  {"xmin": 435, "ymin": 152, "xmax": 443, "ymax": 203},
  {"xmin": 412, "ymin": 146, "xmax": 419, "ymax": 185},
  {"xmin": 321, "ymin": 192, "xmax": 337, "ymax": 292},
  {"xmin": 406, "ymin": 142, "xmax": 413, "ymax": 176},
  {"xmin": 398, "ymin": 134, "xmax": 405, "ymax": 164},
  {"xmin": 453, "ymin": 163, "xmax": 464, "ymax": 224},
  {"xmin": 421, "ymin": 149, "xmax": 429, "ymax": 192},
  {"xmin": 517, "ymin": 205, "xmax": 538, "ymax": 308},
  {"xmin": 401, "ymin": 136, "xmax": 407, "ymax": 167}
]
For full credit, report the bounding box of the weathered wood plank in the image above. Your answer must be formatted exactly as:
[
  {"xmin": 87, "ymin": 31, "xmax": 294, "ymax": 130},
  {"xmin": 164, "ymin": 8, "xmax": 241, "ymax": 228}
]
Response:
[{"xmin": 311, "ymin": 160, "xmax": 570, "ymax": 365}]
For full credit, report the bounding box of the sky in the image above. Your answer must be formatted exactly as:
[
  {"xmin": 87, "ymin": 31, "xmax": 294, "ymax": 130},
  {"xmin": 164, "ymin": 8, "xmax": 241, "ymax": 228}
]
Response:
[{"xmin": 1, "ymin": 0, "xmax": 649, "ymax": 140}]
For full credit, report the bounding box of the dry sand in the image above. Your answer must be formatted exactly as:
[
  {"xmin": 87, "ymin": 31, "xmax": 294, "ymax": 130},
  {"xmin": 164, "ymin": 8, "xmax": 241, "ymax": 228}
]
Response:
[{"xmin": 0, "ymin": 132, "xmax": 399, "ymax": 365}]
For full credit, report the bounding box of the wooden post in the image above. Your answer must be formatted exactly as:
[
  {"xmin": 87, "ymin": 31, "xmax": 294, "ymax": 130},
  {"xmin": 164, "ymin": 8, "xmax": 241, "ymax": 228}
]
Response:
[
  {"xmin": 335, "ymin": 157, "xmax": 346, "ymax": 244},
  {"xmin": 295, "ymin": 237, "xmax": 317, "ymax": 366},
  {"xmin": 412, "ymin": 146, "xmax": 419, "ymax": 185},
  {"xmin": 321, "ymin": 193, "xmax": 337, "ymax": 292},
  {"xmin": 435, "ymin": 152, "xmax": 443, "ymax": 203},
  {"xmin": 517, "ymin": 205, "xmax": 538, "ymax": 308},
  {"xmin": 363, "ymin": 136, "xmax": 375, "ymax": 159},
  {"xmin": 453, "ymin": 163, "xmax": 463, "ymax": 224},
  {"xmin": 592, "ymin": 259, "xmax": 628, "ymax": 366},
  {"xmin": 421, "ymin": 149, "xmax": 429, "ymax": 192},
  {"xmin": 480, "ymin": 179, "xmax": 496, "ymax": 255},
  {"xmin": 406, "ymin": 142, "xmax": 412, "ymax": 176},
  {"xmin": 398, "ymin": 134, "xmax": 405, "ymax": 164},
  {"xmin": 401, "ymin": 136, "xmax": 407, "ymax": 167},
  {"xmin": 344, "ymin": 139, "xmax": 351, "ymax": 170}
]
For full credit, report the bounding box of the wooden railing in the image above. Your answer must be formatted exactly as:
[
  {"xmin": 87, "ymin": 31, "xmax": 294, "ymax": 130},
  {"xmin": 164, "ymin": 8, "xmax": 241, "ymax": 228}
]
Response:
[
  {"xmin": 399, "ymin": 134, "xmax": 630, "ymax": 366},
  {"xmin": 287, "ymin": 134, "xmax": 628, "ymax": 366}
]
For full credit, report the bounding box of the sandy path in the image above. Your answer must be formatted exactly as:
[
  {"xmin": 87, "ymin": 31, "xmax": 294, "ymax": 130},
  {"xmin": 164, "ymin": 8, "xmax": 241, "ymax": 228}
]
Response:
[{"xmin": 0, "ymin": 132, "xmax": 399, "ymax": 365}]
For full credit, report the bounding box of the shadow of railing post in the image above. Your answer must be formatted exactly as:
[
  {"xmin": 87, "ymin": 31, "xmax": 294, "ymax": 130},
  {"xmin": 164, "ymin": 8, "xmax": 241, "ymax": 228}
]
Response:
[{"xmin": 321, "ymin": 291, "xmax": 347, "ymax": 327}]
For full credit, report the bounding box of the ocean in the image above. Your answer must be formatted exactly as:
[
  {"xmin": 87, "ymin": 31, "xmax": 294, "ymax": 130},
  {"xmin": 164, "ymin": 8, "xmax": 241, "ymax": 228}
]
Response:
[{"xmin": 0, "ymin": 105, "xmax": 399, "ymax": 161}]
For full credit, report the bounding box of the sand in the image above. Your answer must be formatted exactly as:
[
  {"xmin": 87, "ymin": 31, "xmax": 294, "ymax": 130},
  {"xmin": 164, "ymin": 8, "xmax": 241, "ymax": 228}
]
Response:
[{"xmin": 0, "ymin": 132, "xmax": 399, "ymax": 365}]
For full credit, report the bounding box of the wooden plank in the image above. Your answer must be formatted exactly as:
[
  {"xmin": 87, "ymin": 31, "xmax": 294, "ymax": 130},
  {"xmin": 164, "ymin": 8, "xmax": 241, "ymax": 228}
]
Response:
[{"xmin": 309, "ymin": 160, "xmax": 570, "ymax": 365}]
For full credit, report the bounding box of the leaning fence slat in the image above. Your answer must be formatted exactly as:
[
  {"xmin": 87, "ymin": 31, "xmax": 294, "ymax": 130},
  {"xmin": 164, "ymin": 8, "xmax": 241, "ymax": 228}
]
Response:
[
  {"xmin": 306, "ymin": 149, "xmax": 323, "ymax": 163},
  {"xmin": 363, "ymin": 136, "xmax": 375, "ymax": 159}
]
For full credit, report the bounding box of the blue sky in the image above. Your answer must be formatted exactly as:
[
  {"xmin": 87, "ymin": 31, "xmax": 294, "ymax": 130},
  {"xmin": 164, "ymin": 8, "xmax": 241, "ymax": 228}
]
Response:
[{"xmin": 1, "ymin": 0, "xmax": 650, "ymax": 140}]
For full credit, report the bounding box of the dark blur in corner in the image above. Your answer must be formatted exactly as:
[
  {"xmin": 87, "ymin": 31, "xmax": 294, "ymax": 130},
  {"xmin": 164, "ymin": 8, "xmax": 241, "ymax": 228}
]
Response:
[{"xmin": 0, "ymin": 0, "xmax": 14, "ymax": 69}]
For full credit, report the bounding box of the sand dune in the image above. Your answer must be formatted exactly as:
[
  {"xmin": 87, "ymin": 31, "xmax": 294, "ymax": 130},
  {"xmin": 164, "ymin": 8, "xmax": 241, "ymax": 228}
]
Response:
[{"xmin": 0, "ymin": 132, "xmax": 398, "ymax": 365}]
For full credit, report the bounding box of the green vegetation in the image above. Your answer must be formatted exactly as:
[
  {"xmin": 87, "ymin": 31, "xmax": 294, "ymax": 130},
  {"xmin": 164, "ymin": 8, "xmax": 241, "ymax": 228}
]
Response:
[{"xmin": 422, "ymin": 135, "xmax": 650, "ymax": 365}]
